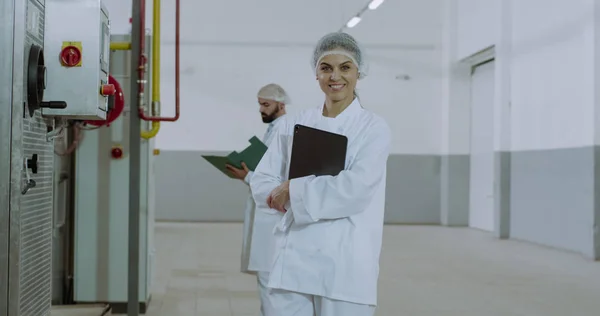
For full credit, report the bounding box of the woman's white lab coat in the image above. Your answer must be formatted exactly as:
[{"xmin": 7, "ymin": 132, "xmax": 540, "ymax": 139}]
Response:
[
  {"xmin": 240, "ymin": 116, "xmax": 285, "ymax": 274},
  {"xmin": 250, "ymin": 99, "xmax": 391, "ymax": 306}
]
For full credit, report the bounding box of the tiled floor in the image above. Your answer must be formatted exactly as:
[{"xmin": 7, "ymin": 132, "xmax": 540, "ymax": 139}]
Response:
[{"xmin": 145, "ymin": 222, "xmax": 600, "ymax": 316}]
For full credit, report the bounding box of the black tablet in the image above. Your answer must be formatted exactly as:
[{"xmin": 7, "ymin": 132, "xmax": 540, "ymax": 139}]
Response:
[{"xmin": 288, "ymin": 124, "xmax": 348, "ymax": 179}]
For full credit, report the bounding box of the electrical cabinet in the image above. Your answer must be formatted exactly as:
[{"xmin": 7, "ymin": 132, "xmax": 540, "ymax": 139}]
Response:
[{"xmin": 42, "ymin": 0, "xmax": 113, "ymax": 120}]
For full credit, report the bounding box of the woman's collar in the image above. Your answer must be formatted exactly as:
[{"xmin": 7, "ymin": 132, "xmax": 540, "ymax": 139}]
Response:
[{"xmin": 321, "ymin": 97, "xmax": 362, "ymax": 119}]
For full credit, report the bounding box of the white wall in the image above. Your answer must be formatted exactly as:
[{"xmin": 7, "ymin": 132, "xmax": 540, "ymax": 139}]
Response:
[
  {"xmin": 510, "ymin": 0, "xmax": 595, "ymax": 151},
  {"xmin": 508, "ymin": 0, "xmax": 596, "ymax": 258},
  {"xmin": 455, "ymin": 0, "xmax": 500, "ymax": 60},
  {"xmin": 446, "ymin": 0, "xmax": 598, "ymax": 258},
  {"xmin": 451, "ymin": 0, "xmax": 596, "ymax": 151},
  {"xmin": 103, "ymin": 0, "xmax": 445, "ymax": 155}
]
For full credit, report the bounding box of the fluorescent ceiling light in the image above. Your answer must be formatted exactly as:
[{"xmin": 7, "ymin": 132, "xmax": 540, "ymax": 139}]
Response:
[
  {"xmin": 368, "ymin": 0, "xmax": 385, "ymax": 10},
  {"xmin": 346, "ymin": 16, "xmax": 361, "ymax": 28}
]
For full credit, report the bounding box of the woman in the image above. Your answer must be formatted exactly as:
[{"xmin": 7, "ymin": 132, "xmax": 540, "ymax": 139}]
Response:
[{"xmin": 250, "ymin": 32, "xmax": 391, "ymax": 316}]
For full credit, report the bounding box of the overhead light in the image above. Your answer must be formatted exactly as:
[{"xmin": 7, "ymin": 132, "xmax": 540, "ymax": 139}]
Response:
[
  {"xmin": 368, "ymin": 0, "xmax": 385, "ymax": 10},
  {"xmin": 346, "ymin": 16, "xmax": 361, "ymax": 28}
]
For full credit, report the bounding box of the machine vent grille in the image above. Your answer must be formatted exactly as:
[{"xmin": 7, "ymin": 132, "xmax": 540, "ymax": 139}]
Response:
[
  {"xmin": 18, "ymin": 111, "xmax": 54, "ymax": 316},
  {"xmin": 25, "ymin": 0, "xmax": 44, "ymax": 46}
]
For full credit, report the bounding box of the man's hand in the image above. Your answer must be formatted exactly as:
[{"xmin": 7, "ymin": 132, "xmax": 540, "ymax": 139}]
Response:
[
  {"xmin": 267, "ymin": 180, "xmax": 290, "ymax": 213},
  {"xmin": 226, "ymin": 162, "xmax": 250, "ymax": 181}
]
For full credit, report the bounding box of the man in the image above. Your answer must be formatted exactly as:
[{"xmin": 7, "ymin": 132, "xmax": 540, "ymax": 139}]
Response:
[{"xmin": 225, "ymin": 83, "xmax": 289, "ymax": 315}]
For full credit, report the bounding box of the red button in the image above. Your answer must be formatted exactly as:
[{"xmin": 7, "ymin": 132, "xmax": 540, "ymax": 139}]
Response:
[
  {"xmin": 60, "ymin": 46, "xmax": 82, "ymax": 67},
  {"xmin": 101, "ymin": 84, "xmax": 116, "ymax": 96},
  {"xmin": 111, "ymin": 147, "xmax": 123, "ymax": 159}
]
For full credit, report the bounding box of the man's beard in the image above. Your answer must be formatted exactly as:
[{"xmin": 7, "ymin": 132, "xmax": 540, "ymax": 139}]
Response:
[{"xmin": 261, "ymin": 107, "xmax": 279, "ymax": 123}]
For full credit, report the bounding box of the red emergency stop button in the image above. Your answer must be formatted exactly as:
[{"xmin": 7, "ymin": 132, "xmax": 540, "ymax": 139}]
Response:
[
  {"xmin": 101, "ymin": 84, "xmax": 116, "ymax": 96},
  {"xmin": 60, "ymin": 46, "xmax": 82, "ymax": 67}
]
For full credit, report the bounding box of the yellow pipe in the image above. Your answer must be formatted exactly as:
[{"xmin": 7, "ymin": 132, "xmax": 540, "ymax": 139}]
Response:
[
  {"xmin": 141, "ymin": 121, "xmax": 160, "ymax": 139},
  {"xmin": 110, "ymin": 41, "xmax": 131, "ymax": 50},
  {"xmin": 140, "ymin": 0, "xmax": 161, "ymax": 139},
  {"xmin": 152, "ymin": 0, "xmax": 160, "ymax": 102}
]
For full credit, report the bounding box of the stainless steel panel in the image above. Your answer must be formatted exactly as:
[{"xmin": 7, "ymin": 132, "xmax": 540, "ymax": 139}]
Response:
[
  {"xmin": 0, "ymin": 0, "xmax": 16, "ymax": 314},
  {"xmin": 18, "ymin": 111, "xmax": 55, "ymax": 316},
  {"xmin": 8, "ymin": 0, "xmax": 55, "ymax": 315},
  {"xmin": 8, "ymin": 0, "xmax": 27, "ymax": 312}
]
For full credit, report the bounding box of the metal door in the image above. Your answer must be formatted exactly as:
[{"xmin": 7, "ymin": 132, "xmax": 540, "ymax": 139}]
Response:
[{"xmin": 468, "ymin": 60, "xmax": 496, "ymax": 232}]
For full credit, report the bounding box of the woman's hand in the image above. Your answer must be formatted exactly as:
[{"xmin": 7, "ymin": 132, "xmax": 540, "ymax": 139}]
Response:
[{"xmin": 267, "ymin": 180, "xmax": 290, "ymax": 213}]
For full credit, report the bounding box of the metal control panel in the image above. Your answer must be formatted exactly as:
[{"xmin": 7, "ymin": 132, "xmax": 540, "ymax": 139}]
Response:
[
  {"xmin": 2, "ymin": 0, "xmax": 58, "ymax": 315},
  {"xmin": 42, "ymin": 0, "xmax": 112, "ymax": 120}
]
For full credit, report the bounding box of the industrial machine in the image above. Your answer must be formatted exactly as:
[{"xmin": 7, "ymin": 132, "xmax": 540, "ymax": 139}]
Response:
[
  {"xmin": 56, "ymin": 0, "xmax": 181, "ymax": 312},
  {"xmin": 65, "ymin": 34, "xmax": 157, "ymax": 313},
  {"xmin": 2, "ymin": 0, "xmax": 178, "ymax": 313},
  {"xmin": 1, "ymin": 0, "xmax": 116, "ymax": 314}
]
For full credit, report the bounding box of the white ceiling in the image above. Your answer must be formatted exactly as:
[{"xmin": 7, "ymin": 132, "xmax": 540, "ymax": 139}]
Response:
[{"xmin": 104, "ymin": 0, "xmax": 444, "ymax": 47}]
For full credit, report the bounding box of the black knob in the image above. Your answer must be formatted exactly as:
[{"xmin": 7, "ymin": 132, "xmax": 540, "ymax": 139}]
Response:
[
  {"xmin": 41, "ymin": 101, "xmax": 67, "ymax": 109},
  {"xmin": 27, "ymin": 154, "xmax": 38, "ymax": 174}
]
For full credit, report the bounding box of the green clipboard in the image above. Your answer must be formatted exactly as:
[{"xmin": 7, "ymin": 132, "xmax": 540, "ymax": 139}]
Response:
[{"xmin": 202, "ymin": 136, "xmax": 268, "ymax": 179}]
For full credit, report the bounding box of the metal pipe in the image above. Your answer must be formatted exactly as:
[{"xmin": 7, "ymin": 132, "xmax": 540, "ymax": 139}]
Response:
[
  {"xmin": 140, "ymin": 121, "xmax": 160, "ymax": 139},
  {"xmin": 128, "ymin": 0, "xmax": 144, "ymax": 314},
  {"xmin": 106, "ymin": 19, "xmax": 159, "ymax": 139},
  {"xmin": 65, "ymin": 124, "xmax": 77, "ymax": 305},
  {"xmin": 140, "ymin": 0, "xmax": 162, "ymax": 139},
  {"xmin": 152, "ymin": 0, "xmax": 160, "ymax": 104},
  {"xmin": 107, "ymin": 39, "xmax": 159, "ymax": 139},
  {"xmin": 110, "ymin": 41, "xmax": 132, "ymax": 50},
  {"xmin": 139, "ymin": 0, "xmax": 180, "ymax": 123}
]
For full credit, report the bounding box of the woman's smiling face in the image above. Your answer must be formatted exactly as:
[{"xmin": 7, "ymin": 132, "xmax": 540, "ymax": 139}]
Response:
[{"xmin": 316, "ymin": 53, "xmax": 359, "ymax": 102}]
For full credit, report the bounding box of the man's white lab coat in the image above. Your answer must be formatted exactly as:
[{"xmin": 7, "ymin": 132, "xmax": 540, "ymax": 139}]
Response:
[
  {"xmin": 250, "ymin": 98, "xmax": 391, "ymax": 306},
  {"xmin": 240, "ymin": 115, "xmax": 285, "ymax": 274}
]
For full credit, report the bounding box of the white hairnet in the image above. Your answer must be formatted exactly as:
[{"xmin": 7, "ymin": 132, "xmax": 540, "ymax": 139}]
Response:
[
  {"xmin": 257, "ymin": 83, "xmax": 291, "ymax": 104},
  {"xmin": 312, "ymin": 32, "xmax": 367, "ymax": 78}
]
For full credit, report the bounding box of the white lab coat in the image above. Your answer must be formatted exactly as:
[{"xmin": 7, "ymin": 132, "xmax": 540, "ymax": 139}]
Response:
[
  {"xmin": 250, "ymin": 98, "xmax": 391, "ymax": 306},
  {"xmin": 240, "ymin": 115, "xmax": 285, "ymax": 274}
]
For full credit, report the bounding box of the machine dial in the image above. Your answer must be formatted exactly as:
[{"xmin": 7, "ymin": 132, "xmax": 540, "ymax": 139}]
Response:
[
  {"xmin": 26, "ymin": 44, "xmax": 46, "ymax": 117},
  {"xmin": 26, "ymin": 44, "xmax": 68, "ymax": 117},
  {"xmin": 60, "ymin": 46, "xmax": 82, "ymax": 67}
]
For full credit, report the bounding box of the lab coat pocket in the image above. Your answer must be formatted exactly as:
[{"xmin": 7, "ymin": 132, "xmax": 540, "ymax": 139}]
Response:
[{"xmin": 274, "ymin": 211, "xmax": 294, "ymax": 234}]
